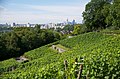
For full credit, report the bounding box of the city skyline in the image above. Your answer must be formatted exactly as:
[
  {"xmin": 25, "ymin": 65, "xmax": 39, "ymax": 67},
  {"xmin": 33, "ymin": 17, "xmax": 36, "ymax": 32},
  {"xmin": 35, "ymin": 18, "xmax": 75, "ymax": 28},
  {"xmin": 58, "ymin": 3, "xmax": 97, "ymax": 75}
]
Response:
[{"xmin": 0, "ymin": 0, "xmax": 90, "ymax": 24}]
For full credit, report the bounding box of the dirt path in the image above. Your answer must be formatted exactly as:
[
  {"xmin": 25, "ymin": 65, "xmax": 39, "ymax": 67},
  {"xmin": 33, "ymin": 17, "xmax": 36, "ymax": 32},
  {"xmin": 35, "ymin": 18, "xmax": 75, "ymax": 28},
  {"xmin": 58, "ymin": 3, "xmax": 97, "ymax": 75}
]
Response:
[
  {"xmin": 15, "ymin": 56, "xmax": 29, "ymax": 63},
  {"xmin": 52, "ymin": 45, "xmax": 67, "ymax": 53}
]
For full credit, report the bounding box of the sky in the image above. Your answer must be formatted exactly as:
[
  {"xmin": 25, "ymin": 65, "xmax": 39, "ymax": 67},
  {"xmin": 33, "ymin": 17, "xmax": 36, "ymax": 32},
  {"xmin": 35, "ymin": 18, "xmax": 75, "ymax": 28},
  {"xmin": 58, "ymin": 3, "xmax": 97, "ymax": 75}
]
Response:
[{"xmin": 0, "ymin": 0, "xmax": 90, "ymax": 24}]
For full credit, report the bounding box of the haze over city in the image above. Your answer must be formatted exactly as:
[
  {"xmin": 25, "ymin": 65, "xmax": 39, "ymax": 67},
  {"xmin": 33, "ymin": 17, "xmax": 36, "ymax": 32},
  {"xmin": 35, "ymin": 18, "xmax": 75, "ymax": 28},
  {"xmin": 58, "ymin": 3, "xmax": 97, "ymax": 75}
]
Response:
[{"xmin": 0, "ymin": 0, "xmax": 90, "ymax": 24}]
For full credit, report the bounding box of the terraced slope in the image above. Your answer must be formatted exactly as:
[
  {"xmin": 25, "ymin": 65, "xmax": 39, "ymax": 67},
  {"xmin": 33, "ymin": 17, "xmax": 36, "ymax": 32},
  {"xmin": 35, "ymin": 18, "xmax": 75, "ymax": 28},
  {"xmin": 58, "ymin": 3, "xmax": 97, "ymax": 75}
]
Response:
[{"xmin": 0, "ymin": 32, "xmax": 120, "ymax": 79}]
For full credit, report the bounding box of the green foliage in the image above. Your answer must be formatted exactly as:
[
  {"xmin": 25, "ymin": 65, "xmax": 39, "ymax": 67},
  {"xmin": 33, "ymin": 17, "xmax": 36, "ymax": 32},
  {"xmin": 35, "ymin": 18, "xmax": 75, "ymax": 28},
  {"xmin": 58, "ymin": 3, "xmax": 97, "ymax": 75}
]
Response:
[
  {"xmin": 35, "ymin": 24, "xmax": 41, "ymax": 29},
  {"xmin": 101, "ymin": 29, "xmax": 120, "ymax": 34},
  {"xmin": 73, "ymin": 24, "xmax": 81, "ymax": 35},
  {"xmin": 1, "ymin": 32, "xmax": 21, "ymax": 59},
  {"xmin": 55, "ymin": 27, "xmax": 62, "ymax": 32},
  {"xmin": 83, "ymin": 0, "xmax": 120, "ymax": 31},
  {"xmin": 0, "ymin": 58, "xmax": 19, "ymax": 74},
  {"xmin": 82, "ymin": 37, "xmax": 120, "ymax": 78},
  {"xmin": 0, "ymin": 35, "xmax": 6, "ymax": 59},
  {"xmin": 62, "ymin": 24, "xmax": 74, "ymax": 34},
  {"xmin": 0, "ymin": 27, "xmax": 61, "ymax": 61},
  {"xmin": 0, "ymin": 32, "xmax": 120, "ymax": 78},
  {"xmin": 73, "ymin": 24, "xmax": 87, "ymax": 35},
  {"xmin": 110, "ymin": 0, "xmax": 120, "ymax": 28}
]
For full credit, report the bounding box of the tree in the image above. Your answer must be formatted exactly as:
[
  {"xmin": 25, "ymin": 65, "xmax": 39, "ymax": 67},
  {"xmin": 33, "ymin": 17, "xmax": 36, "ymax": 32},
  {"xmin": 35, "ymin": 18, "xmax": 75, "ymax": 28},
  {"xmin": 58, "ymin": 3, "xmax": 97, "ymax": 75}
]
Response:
[
  {"xmin": 53, "ymin": 31, "xmax": 61, "ymax": 41},
  {"xmin": 3, "ymin": 32, "xmax": 21, "ymax": 58},
  {"xmin": 0, "ymin": 35, "xmax": 7, "ymax": 60},
  {"xmin": 34, "ymin": 24, "xmax": 41, "ymax": 33},
  {"xmin": 35, "ymin": 24, "xmax": 41, "ymax": 29},
  {"xmin": 56, "ymin": 27, "xmax": 62, "ymax": 32},
  {"xmin": 73, "ymin": 24, "xmax": 81, "ymax": 35},
  {"xmin": 111, "ymin": 0, "xmax": 120, "ymax": 29},
  {"xmin": 73, "ymin": 24, "xmax": 87, "ymax": 35},
  {"xmin": 83, "ymin": 0, "xmax": 113, "ymax": 31},
  {"xmin": 0, "ymin": 27, "xmax": 61, "ymax": 61},
  {"xmin": 62, "ymin": 24, "xmax": 74, "ymax": 34}
]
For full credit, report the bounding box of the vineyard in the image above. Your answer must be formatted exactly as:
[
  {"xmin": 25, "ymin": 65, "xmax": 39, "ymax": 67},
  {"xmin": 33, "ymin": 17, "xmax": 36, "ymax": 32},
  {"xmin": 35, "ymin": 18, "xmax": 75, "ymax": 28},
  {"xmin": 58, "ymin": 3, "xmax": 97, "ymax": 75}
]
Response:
[{"xmin": 0, "ymin": 32, "xmax": 120, "ymax": 79}]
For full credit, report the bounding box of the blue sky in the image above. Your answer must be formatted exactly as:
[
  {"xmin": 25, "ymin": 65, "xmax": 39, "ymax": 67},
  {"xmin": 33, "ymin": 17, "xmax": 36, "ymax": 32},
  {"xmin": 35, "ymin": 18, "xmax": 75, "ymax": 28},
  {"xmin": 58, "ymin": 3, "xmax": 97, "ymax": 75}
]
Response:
[{"xmin": 0, "ymin": 0, "xmax": 90, "ymax": 24}]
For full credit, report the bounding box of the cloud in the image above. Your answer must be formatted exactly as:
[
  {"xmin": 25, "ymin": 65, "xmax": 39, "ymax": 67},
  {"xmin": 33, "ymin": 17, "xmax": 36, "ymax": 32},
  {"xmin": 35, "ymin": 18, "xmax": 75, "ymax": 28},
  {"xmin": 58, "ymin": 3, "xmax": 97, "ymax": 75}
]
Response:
[
  {"xmin": 0, "ymin": 5, "xmax": 6, "ymax": 11},
  {"xmin": 27, "ymin": 5, "xmax": 84, "ymax": 15},
  {"xmin": 0, "ymin": 5, "xmax": 85, "ymax": 24},
  {"xmin": 0, "ymin": 6, "xmax": 7, "ymax": 16},
  {"xmin": 0, "ymin": 12, "xmax": 82, "ymax": 24}
]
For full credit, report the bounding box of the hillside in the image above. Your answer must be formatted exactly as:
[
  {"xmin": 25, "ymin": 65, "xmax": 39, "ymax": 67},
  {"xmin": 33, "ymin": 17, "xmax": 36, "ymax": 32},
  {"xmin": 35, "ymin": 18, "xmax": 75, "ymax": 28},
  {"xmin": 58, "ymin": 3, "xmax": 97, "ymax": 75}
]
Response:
[{"xmin": 0, "ymin": 32, "xmax": 120, "ymax": 79}]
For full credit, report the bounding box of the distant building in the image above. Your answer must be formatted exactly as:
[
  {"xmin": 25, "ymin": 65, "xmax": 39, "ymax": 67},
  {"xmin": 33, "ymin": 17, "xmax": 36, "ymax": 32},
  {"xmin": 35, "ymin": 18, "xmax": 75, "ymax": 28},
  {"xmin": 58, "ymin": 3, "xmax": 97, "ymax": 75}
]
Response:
[
  {"xmin": 11, "ymin": 23, "xmax": 16, "ymax": 27},
  {"xmin": 27, "ymin": 23, "xmax": 30, "ymax": 27},
  {"xmin": 10, "ymin": 23, "xmax": 36, "ymax": 27},
  {"xmin": 40, "ymin": 23, "xmax": 65, "ymax": 29},
  {"xmin": 16, "ymin": 24, "xmax": 27, "ymax": 27},
  {"xmin": 65, "ymin": 19, "xmax": 76, "ymax": 25},
  {"xmin": 0, "ymin": 23, "xmax": 11, "ymax": 27},
  {"xmin": 72, "ymin": 20, "xmax": 76, "ymax": 25},
  {"xmin": 40, "ymin": 24, "xmax": 46, "ymax": 29},
  {"xmin": 1, "ymin": 19, "xmax": 77, "ymax": 28},
  {"xmin": 30, "ymin": 24, "xmax": 36, "ymax": 27},
  {"xmin": 54, "ymin": 23, "xmax": 65, "ymax": 29}
]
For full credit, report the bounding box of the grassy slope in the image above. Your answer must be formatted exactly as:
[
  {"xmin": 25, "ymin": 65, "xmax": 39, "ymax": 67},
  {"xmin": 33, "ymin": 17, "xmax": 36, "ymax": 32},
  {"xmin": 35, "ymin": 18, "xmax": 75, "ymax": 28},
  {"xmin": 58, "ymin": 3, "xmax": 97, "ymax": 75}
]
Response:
[{"xmin": 0, "ymin": 32, "xmax": 120, "ymax": 78}]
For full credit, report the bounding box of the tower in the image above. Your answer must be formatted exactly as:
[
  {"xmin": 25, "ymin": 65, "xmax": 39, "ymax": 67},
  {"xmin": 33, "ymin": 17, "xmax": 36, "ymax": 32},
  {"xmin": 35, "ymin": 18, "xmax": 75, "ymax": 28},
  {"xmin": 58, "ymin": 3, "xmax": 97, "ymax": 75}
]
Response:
[
  {"xmin": 66, "ymin": 18, "xmax": 69, "ymax": 25},
  {"xmin": 72, "ymin": 19, "xmax": 76, "ymax": 25}
]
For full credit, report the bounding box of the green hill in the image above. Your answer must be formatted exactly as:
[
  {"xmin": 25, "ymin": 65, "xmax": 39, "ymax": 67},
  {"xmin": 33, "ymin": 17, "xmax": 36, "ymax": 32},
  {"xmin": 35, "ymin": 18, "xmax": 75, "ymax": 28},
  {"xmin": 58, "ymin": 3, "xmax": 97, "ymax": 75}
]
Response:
[{"xmin": 0, "ymin": 32, "xmax": 120, "ymax": 79}]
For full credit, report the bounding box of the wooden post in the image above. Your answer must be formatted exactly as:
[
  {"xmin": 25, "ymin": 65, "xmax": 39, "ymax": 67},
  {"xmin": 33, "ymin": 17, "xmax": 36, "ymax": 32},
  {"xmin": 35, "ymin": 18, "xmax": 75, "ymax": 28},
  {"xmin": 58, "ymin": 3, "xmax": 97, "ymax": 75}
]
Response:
[
  {"xmin": 64, "ymin": 60, "xmax": 68, "ymax": 79},
  {"xmin": 74, "ymin": 57, "xmax": 78, "ymax": 78},
  {"xmin": 77, "ymin": 64, "xmax": 83, "ymax": 79},
  {"xmin": 86, "ymin": 71, "xmax": 89, "ymax": 79},
  {"xmin": 64, "ymin": 60, "xmax": 68, "ymax": 71}
]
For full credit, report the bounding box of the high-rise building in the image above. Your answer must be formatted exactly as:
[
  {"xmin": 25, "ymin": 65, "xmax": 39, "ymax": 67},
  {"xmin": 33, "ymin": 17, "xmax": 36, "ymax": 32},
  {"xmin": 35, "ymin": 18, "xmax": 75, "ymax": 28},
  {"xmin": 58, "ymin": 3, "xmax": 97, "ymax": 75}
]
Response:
[
  {"xmin": 72, "ymin": 20, "xmax": 76, "ymax": 25},
  {"xmin": 11, "ymin": 23, "xmax": 16, "ymax": 27}
]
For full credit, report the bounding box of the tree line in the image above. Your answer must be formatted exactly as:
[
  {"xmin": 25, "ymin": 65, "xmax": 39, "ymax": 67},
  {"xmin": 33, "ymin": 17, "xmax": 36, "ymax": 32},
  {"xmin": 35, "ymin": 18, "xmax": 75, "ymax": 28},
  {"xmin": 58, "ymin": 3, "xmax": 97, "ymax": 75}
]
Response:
[
  {"xmin": 0, "ymin": 26, "xmax": 61, "ymax": 61},
  {"xmin": 83, "ymin": 0, "xmax": 120, "ymax": 31}
]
